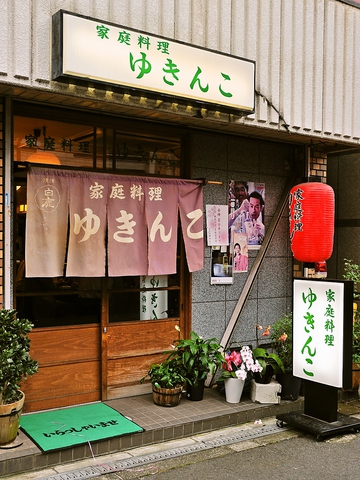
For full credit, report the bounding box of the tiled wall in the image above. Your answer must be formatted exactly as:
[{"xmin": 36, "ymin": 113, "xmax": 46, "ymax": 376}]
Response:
[{"xmin": 191, "ymin": 131, "xmax": 296, "ymax": 347}]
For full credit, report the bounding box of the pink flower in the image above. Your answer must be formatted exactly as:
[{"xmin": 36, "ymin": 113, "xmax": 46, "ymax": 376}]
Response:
[{"xmin": 278, "ymin": 333, "xmax": 288, "ymax": 342}]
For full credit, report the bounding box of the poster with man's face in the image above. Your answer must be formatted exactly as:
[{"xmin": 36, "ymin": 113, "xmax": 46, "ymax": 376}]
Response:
[{"xmin": 228, "ymin": 181, "xmax": 265, "ymax": 250}]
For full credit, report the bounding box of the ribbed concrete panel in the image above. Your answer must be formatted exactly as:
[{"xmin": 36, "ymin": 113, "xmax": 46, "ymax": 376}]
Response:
[
  {"xmin": 32, "ymin": 1, "xmax": 52, "ymax": 84},
  {"xmin": 0, "ymin": 0, "xmax": 9, "ymax": 74},
  {"xmin": 13, "ymin": 0, "xmax": 31, "ymax": 79},
  {"xmin": 1, "ymin": 0, "xmax": 360, "ymax": 145}
]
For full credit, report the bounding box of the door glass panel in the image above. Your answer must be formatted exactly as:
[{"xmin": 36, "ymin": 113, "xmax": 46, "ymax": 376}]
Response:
[{"xmin": 109, "ymin": 273, "xmax": 180, "ymax": 323}]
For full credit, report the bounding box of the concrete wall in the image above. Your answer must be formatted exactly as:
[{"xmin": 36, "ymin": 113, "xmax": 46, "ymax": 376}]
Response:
[
  {"xmin": 0, "ymin": 0, "xmax": 359, "ymax": 145},
  {"xmin": 191, "ymin": 131, "xmax": 296, "ymax": 345}
]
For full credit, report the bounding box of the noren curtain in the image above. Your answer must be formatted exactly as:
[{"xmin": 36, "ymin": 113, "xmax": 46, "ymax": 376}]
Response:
[{"xmin": 25, "ymin": 167, "xmax": 204, "ymax": 277}]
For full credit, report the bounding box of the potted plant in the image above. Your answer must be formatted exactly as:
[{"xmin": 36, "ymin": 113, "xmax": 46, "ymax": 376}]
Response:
[
  {"xmin": 0, "ymin": 309, "xmax": 38, "ymax": 445},
  {"xmin": 140, "ymin": 357, "xmax": 186, "ymax": 407},
  {"xmin": 252, "ymin": 324, "xmax": 285, "ymax": 384},
  {"xmin": 220, "ymin": 345, "xmax": 262, "ymax": 403},
  {"xmin": 167, "ymin": 329, "xmax": 224, "ymax": 401},
  {"xmin": 343, "ymin": 258, "xmax": 360, "ymax": 388},
  {"xmin": 269, "ymin": 313, "xmax": 302, "ymax": 400}
]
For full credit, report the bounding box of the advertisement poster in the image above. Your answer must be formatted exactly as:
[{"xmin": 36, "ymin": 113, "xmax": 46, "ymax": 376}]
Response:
[
  {"xmin": 210, "ymin": 245, "xmax": 233, "ymax": 284},
  {"xmin": 206, "ymin": 204, "xmax": 229, "ymax": 246},
  {"xmin": 228, "ymin": 181, "xmax": 265, "ymax": 250},
  {"xmin": 231, "ymin": 231, "xmax": 248, "ymax": 273}
]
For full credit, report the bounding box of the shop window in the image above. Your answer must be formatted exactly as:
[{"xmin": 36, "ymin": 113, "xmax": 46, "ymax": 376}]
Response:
[{"xmin": 13, "ymin": 110, "xmax": 184, "ymax": 328}]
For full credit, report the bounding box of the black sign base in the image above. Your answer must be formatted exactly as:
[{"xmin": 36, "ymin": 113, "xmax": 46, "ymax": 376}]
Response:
[{"xmin": 276, "ymin": 410, "xmax": 360, "ymax": 440}]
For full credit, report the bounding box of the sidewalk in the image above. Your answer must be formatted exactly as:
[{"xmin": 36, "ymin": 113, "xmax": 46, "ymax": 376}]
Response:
[
  {"xmin": 5, "ymin": 397, "xmax": 360, "ymax": 480},
  {"xmin": 0, "ymin": 385, "xmax": 304, "ymax": 477}
]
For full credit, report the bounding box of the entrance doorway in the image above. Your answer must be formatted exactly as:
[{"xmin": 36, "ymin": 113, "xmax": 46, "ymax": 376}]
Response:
[{"xmin": 13, "ymin": 103, "xmax": 190, "ymax": 412}]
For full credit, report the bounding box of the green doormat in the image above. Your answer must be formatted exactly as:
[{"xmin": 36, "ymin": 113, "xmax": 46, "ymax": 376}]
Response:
[{"xmin": 20, "ymin": 403, "xmax": 143, "ymax": 452}]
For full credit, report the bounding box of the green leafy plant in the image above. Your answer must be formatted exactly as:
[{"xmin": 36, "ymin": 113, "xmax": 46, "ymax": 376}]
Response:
[
  {"xmin": 343, "ymin": 258, "xmax": 360, "ymax": 365},
  {"xmin": 344, "ymin": 258, "xmax": 360, "ymax": 300},
  {"xmin": 0, "ymin": 309, "xmax": 38, "ymax": 405},
  {"xmin": 167, "ymin": 330, "xmax": 224, "ymax": 386},
  {"xmin": 140, "ymin": 358, "xmax": 186, "ymax": 389},
  {"xmin": 252, "ymin": 347, "xmax": 285, "ymax": 376},
  {"xmin": 353, "ymin": 321, "xmax": 360, "ymax": 367},
  {"xmin": 269, "ymin": 313, "xmax": 293, "ymax": 371},
  {"xmin": 253, "ymin": 323, "xmax": 285, "ymax": 379}
]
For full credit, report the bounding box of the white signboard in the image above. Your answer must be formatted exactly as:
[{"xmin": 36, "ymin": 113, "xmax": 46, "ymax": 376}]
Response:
[
  {"xmin": 293, "ymin": 279, "xmax": 345, "ymax": 388},
  {"xmin": 52, "ymin": 11, "xmax": 255, "ymax": 113}
]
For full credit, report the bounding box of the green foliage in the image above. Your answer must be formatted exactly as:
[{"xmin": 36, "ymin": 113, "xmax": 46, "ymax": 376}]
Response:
[
  {"xmin": 343, "ymin": 258, "xmax": 360, "ymax": 300},
  {"xmin": 0, "ymin": 309, "xmax": 38, "ymax": 405},
  {"xmin": 252, "ymin": 347, "xmax": 285, "ymax": 375},
  {"xmin": 140, "ymin": 358, "xmax": 186, "ymax": 389},
  {"xmin": 343, "ymin": 259, "xmax": 360, "ymax": 364},
  {"xmin": 353, "ymin": 321, "xmax": 360, "ymax": 367},
  {"xmin": 167, "ymin": 330, "xmax": 223, "ymax": 386},
  {"xmin": 269, "ymin": 313, "xmax": 293, "ymax": 371}
]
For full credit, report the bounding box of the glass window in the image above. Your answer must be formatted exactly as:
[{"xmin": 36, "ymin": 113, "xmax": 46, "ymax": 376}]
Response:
[{"xmin": 13, "ymin": 109, "xmax": 184, "ymax": 328}]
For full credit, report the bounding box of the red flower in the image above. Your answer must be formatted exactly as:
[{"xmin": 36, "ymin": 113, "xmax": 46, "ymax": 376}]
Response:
[{"xmin": 262, "ymin": 325, "xmax": 271, "ymax": 337}]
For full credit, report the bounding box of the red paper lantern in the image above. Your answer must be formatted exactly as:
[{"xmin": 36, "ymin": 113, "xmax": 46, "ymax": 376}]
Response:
[{"xmin": 289, "ymin": 182, "xmax": 335, "ymax": 263}]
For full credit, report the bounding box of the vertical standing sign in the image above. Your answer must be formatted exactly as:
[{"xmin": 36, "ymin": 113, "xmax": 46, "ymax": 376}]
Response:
[
  {"xmin": 293, "ymin": 278, "xmax": 353, "ymax": 389},
  {"xmin": 277, "ymin": 278, "xmax": 359, "ymax": 438}
]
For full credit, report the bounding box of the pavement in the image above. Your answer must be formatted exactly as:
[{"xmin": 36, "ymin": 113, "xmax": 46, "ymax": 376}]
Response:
[{"xmin": 4, "ymin": 398, "xmax": 360, "ymax": 480}]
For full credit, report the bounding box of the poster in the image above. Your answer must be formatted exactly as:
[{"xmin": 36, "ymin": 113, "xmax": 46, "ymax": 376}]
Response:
[
  {"xmin": 210, "ymin": 245, "xmax": 233, "ymax": 284},
  {"xmin": 231, "ymin": 231, "xmax": 248, "ymax": 273},
  {"xmin": 206, "ymin": 205, "xmax": 229, "ymax": 246},
  {"xmin": 228, "ymin": 181, "xmax": 265, "ymax": 250}
]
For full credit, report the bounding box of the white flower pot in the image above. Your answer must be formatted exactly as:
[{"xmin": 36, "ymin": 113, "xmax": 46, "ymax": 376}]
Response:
[{"xmin": 224, "ymin": 378, "xmax": 245, "ymax": 403}]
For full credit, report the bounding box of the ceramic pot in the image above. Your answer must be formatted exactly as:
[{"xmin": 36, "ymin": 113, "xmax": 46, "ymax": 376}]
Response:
[{"xmin": 224, "ymin": 377, "xmax": 245, "ymax": 403}]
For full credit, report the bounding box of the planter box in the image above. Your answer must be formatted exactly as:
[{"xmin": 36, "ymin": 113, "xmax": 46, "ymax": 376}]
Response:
[{"xmin": 352, "ymin": 363, "xmax": 360, "ymax": 389}]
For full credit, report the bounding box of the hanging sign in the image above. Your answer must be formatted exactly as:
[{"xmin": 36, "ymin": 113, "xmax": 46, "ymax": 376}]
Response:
[
  {"xmin": 52, "ymin": 10, "xmax": 255, "ymax": 113},
  {"xmin": 289, "ymin": 182, "xmax": 334, "ymax": 263}
]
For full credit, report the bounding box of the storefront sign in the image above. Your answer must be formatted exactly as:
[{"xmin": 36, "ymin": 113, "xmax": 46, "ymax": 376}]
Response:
[
  {"xmin": 52, "ymin": 11, "xmax": 255, "ymax": 113},
  {"xmin": 25, "ymin": 167, "xmax": 204, "ymax": 277},
  {"xmin": 293, "ymin": 278, "xmax": 353, "ymax": 389}
]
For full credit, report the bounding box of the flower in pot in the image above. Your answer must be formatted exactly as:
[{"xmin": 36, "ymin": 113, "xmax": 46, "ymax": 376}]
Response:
[
  {"xmin": 268, "ymin": 312, "xmax": 302, "ymax": 400},
  {"xmin": 269, "ymin": 313, "xmax": 293, "ymax": 372},
  {"xmin": 0, "ymin": 309, "xmax": 38, "ymax": 445},
  {"xmin": 252, "ymin": 347, "xmax": 285, "ymax": 383},
  {"xmin": 140, "ymin": 358, "xmax": 186, "ymax": 407},
  {"xmin": 220, "ymin": 345, "xmax": 263, "ymax": 403},
  {"xmin": 168, "ymin": 329, "xmax": 223, "ymax": 401},
  {"xmin": 252, "ymin": 323, "xmax": 284, "ymax": 383}
]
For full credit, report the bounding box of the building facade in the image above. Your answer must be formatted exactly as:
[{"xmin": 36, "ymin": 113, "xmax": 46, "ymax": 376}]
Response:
[{"xmin": 0, "ymin": 0, "xmax": 359, "ymax": 412}]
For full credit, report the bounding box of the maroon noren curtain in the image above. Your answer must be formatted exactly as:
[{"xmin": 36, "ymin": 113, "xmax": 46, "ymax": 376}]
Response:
[{"xmin": 26, "ymin": 168, "xmax": 204, "ymax": 277}]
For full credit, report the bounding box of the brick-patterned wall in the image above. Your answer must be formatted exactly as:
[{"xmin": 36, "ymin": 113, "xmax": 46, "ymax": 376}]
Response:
[
  {"xmin": 293, "ymin": 147, "xmax": 328, "ymax": 278},
  {"xmin": 0, "ymin": 98, "xmax": 3, "ymax": 307},
  {"xmin": 310, "ymin": 149, "xmax": 327, "ymax": 183}
]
